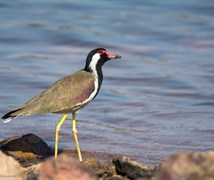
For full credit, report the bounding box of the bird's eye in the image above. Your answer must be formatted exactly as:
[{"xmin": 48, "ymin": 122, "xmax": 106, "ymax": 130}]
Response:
[{"xmin": 98, "ymin": 50, "xmax": 106, "ymax": 55}]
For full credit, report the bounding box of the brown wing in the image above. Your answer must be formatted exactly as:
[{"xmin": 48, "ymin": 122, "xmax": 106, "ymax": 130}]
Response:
[{"xmin": 15, "ymin": 70, "xmax": 95, "ymax": 116}]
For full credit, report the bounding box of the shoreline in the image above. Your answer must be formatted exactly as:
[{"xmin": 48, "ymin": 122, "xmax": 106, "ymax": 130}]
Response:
[{"xmin": 0, "ymin": 134, "xmax": 213, "ymax": 180}]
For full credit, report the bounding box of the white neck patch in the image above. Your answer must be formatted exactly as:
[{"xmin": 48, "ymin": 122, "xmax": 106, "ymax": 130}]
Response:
[
  {"xmin": 89, "ymin": 53, "xmax": 100, "ymax": 77},
  {"xmin": 76, "ymin": 53, "xmax": 100, "ymax": 108}
]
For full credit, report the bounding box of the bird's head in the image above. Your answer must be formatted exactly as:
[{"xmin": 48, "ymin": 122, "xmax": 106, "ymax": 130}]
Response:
[{"xmin": 85, "ymin": 48, "xmax": 121, "ymax": 72}]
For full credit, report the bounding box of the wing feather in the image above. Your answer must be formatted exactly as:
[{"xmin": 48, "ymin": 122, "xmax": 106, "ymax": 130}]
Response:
[{"xmin": 14, "ymin": 70, "xmax": 95, "ymax": 116}]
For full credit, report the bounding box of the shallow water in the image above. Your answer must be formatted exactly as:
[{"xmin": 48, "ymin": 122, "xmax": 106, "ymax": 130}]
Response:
[{"xmin": 0, "ymin": 0, "xmax": 214, "ymax": 165}]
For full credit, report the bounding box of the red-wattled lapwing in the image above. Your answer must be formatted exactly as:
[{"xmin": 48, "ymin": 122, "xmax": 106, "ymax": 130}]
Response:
[{"xmin": 2, "ymin": 48, "xmax": 121, "ymax": 162}]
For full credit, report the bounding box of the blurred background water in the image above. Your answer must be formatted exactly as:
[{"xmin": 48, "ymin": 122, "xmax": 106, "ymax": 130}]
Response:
[{"xmin": 0, "ymin": 0, "xmax": 213, "ymax": 165}]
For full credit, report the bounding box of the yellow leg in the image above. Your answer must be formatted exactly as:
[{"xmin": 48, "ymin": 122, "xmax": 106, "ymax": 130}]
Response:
[
  {"xmin": 55, "ymin": 114, "xmax": 68, "ymax": 159},
  {"xmin": 72, "ymin": 112, "xmax": 83, "ymax": 162}
]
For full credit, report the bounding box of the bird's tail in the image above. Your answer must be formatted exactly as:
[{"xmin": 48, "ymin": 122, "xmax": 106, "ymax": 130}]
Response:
[{"xmin": 2, "ymin": 109, "xmax": 20, "ymax": 123}]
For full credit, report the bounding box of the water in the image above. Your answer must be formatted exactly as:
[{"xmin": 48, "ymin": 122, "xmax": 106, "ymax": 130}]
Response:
[{"xmin": 0, "ymin": 0, "xmax": 214, "ymax": 165}]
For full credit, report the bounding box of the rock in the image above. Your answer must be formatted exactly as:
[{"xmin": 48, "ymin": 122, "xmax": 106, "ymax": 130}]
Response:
[
  {"xmin": 106, "ymin": 175, "xmax": 129, "ymax": 180},
  {"xmin": 154, "ymin": 151, "xmax": 214, "ymax": 180},
  {"xmin": 0, "ymin": 134, "xmax": 52, "ymax": 166},
  {"xmin": 0, "ymin": 134, "xmax": 52, "ymax": 157},
  {"xmin": 38, "ymin": 154, "xmax": 98, "ymax": 180},
  {"xmin": 113, "ymin": 156, "xmax": 156, "ymax": 179},
  {"xmin": 102, "ymin": 161, "xmax": 119, "ymax": 179},
  {"xmin": 0, "ymin": 151, "xmax": 24, "ymax": 179},
  {"xmin": 82, "ymin": 159, "xmax": 107, "ymax": 177},
  {"xmin": 24, "ymin": 164, "xmax": 41, "ymax": 180},
  {"xmin": 82, "ymin": 159, "xmax": 118, "ymax": 179}
]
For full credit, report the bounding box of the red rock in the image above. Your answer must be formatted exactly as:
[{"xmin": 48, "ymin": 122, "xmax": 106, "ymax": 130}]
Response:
[
  {"xmin": 0, "ymin": 151, "xmax": 24, "ymax": 179},
  {"xmin": 154, "ymin": 151, "xmax": 214, "ymax": 180},
  {"xmin": 38, "ymin": 154, "xmax": 97, "ymax": 180}
]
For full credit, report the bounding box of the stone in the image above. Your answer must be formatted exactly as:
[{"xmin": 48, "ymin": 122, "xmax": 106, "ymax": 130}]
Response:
[
  {"xmin": 106, "ymin": 175, "xmax": 129, "ymax": 180},
  {"xmin": 23, "ymin": 163, "xmax": 41, "ymax": 180},
  {"xmin": 154, "ymin": 151, "xmax": 214, "ymax": 180},
  {"xmin": 83, "ymin": 158, "xmax": 106, "ymax": 176},
  {"xmin": 0, "ymin": 151, "xmax": 24, "ymax": 180},
  {"xmin": 0, "ymin": 134, "xmax": 52, "ymax": 157},
  {"xmin": 0, "ymin": 134, "xmax": 52, "ymax": 166},
  {"xmin": 113, "ymin": 156, "xmax": 156, "ymax": 179},
  {"xmin": 82, "ymin": 158, "xmax": 117, "ymax": 179},
  {"xmin": 38, "ymin": 154, "xmax": 98, "ymax": 180}
]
